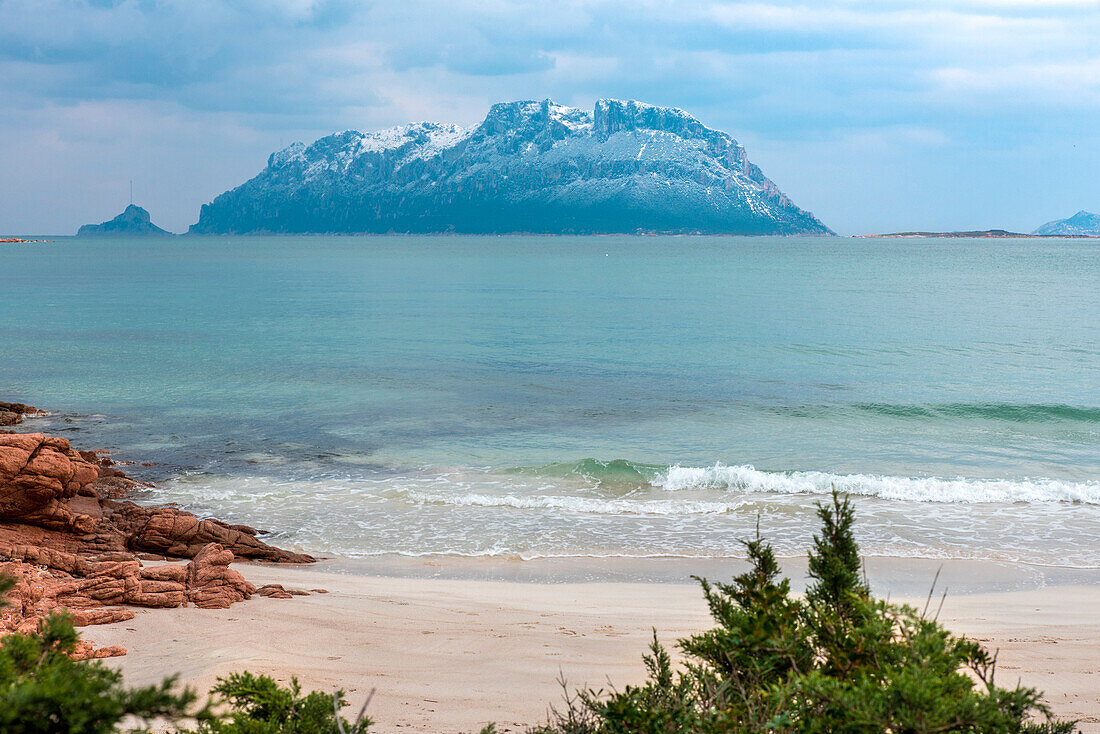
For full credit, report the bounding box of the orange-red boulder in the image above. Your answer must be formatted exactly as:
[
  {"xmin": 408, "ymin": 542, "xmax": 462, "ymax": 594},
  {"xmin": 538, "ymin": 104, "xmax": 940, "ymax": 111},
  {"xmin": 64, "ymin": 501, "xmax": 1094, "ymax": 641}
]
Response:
[
  {"xmin": 0, "ymin": 425, "xmax": 315, "ymax": 656},
  {"xmin": 186, "ymin": 543, "xmax": 257, "ymax": 608},
  {"xmin": 0, "ymin": 401, "xmax": 41, "ymax": 427},
  {"xmin": 111, "ymin": 503, "xmax": 314, "ymax": 563},
  {"xmin": 0, "ymin": 433, "xmax": 98, "ymax": 532}
]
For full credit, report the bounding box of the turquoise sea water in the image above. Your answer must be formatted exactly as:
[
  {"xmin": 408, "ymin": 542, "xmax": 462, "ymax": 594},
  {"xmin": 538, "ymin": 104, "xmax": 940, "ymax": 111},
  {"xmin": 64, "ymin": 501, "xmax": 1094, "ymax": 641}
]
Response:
[{"xmin": 2, "ymin": 235, "xmax": 1098, "ymax": 565}]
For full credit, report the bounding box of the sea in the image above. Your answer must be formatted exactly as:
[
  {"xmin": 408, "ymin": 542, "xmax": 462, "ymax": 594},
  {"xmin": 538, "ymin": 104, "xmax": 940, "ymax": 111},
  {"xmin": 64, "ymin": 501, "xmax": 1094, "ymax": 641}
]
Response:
[{"xmin": 2, "ymin": 235, "xmax": 1097, "ymax": 568}]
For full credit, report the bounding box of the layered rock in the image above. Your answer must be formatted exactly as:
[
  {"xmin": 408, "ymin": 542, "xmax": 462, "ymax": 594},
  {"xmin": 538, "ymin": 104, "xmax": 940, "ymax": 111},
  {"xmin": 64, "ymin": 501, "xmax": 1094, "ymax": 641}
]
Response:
[
  {"xmin": 190, "ymin": 98, "xmax": 832, "ymax": 236},
  {"xmin": 0, "ymin": 430, "xmax": 314, "ymax": 657}
]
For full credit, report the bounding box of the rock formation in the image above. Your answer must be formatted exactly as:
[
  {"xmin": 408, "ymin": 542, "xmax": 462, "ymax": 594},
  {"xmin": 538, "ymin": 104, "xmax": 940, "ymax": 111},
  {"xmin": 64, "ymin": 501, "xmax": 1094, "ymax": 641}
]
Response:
[
  {"xmin": 0, "ymin": 401, "xmax": 44, "ymax": 427},
  {"xmin": 0, "ymin": 430, "xmax": 314, "ymax": 658},
  {"xmin": 77, "ymin": 204, "xmax": 173, "ymax": 237},
  {"xmin": 190, "ymin": 98, "xmax": 832, "ymax": 236}
]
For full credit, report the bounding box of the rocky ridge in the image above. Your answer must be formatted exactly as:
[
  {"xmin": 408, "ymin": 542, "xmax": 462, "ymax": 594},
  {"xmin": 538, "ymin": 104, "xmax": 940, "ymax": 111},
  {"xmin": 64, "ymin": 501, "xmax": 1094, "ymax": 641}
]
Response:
[
  {"xmin": 1, "ymin": 423, "xmax": 314, "ymax": 659},
  {"xmin": 190, "ymin": 98, "xmax": 832, "ymax": 236},
  {"xmin": 1032, "ymin": 210, "xmax": 1100, "ymax": 236}
]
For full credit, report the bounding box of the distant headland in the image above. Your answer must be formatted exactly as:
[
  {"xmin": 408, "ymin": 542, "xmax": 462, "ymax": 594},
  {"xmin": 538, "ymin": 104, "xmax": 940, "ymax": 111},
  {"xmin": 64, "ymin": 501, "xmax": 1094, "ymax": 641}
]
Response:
[{"xmin": 1033, "ymin": 210, "xmax": 1100, "ymax": 236}]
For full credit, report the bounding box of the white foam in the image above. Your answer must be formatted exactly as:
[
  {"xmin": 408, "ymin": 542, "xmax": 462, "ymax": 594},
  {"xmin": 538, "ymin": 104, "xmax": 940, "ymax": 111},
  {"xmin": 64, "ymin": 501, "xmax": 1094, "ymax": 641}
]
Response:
[
  {"xmin": 401, "ymin": 489, "xmax": 748, "ymax": 516},
  {"xmin": 146, "ymin": 466, "xmax": 1100, "ymax": 567},
  {"xmin": 656, "ymin": 464, "xmax": 1100, "ymax": 504}
]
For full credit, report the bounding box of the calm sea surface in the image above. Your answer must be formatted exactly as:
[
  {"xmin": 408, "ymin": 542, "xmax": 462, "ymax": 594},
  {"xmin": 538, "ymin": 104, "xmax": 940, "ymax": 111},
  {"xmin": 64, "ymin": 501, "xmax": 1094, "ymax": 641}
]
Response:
[{"xmin": 2, "ymin": 235, "xmax": 1097, "ymax": 566}]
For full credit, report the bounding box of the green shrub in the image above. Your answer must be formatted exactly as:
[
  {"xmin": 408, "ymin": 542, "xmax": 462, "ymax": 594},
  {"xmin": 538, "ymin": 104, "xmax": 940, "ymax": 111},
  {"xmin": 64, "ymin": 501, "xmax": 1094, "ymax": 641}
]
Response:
[
  {"xmin": 185, "ymin": 671, "xmax": 371, "ymax": 734},
  {"xmin": 0, "ymin": 578, "xmax": 202, "ymax": 734},
  {"xmin": 0, "ymin": 576, "xmax": 368, "ymax": 734},
  {"xmin": 534, "ymin": 491, "xmax": 1079, "ymax": 734}
]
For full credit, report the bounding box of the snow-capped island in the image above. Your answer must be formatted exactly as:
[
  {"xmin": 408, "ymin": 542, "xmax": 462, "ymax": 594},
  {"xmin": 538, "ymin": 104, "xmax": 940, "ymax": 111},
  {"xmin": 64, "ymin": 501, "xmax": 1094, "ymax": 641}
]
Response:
[{"xmin": 189, "ymin": 99, "xmax": 832, "ymax": 236}]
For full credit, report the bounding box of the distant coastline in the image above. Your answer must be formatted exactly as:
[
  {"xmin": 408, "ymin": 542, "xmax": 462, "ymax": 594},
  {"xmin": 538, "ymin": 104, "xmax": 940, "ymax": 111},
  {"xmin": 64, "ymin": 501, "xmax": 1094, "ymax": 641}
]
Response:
[
  {"xmin": 0, "ymin": 237, "xmax": 51, "ymax": 243},
  {"xmin": 858, "ymin": 229, "xmax": 1100, "ymax": 239}
]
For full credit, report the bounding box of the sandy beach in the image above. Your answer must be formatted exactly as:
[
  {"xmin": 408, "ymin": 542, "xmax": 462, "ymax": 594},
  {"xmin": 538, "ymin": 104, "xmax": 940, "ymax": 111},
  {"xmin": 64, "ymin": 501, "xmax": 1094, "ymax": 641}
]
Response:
[{"xmin": 90, "ymin": 558, "xmax": 1100, "ymax": 733}]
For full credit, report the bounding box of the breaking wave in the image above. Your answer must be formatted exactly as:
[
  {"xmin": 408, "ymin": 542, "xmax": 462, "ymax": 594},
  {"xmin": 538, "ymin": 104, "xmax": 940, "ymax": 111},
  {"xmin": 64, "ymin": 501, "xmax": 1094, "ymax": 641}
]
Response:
[
  {"xmin": 150, "ymin": 461, "xmax": 1100, "ymax": 566},
  {"xmin": 510, "ymin": 460, "xmax": 1100, "ymax": 505},
  {"xmin": 655, "ymin": 464, "xmax": 1099, "ymax": 504}
]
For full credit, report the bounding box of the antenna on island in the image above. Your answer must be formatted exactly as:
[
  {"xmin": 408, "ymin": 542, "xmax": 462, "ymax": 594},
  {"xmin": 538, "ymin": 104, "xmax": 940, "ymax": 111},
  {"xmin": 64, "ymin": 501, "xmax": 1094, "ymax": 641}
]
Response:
[{"xmin": 129, "ymin": 179, "xmax": 133, "ymax": 205}]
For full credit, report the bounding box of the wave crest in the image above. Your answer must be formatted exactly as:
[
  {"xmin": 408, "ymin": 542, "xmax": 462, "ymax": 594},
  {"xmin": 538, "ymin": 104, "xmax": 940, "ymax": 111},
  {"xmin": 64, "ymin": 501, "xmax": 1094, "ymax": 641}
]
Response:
[
  {"xmin": 657, "ymin": 464, "xmax": 1099, "ymax": 504},
  {"xmin": 850, "ymin": 402, "xmax": 1100, "ymax": 423}
]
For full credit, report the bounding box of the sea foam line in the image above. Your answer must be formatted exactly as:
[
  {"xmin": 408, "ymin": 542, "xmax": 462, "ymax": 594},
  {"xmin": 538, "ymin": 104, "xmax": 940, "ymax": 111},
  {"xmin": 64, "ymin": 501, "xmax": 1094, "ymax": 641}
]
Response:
[
  {"xmin": 401, "ymin": 490, "xmax": 749, "ymax": 515},
  {"xmin": 655, "ymin": 464, "xmax": 1100, "ymax": 504}
]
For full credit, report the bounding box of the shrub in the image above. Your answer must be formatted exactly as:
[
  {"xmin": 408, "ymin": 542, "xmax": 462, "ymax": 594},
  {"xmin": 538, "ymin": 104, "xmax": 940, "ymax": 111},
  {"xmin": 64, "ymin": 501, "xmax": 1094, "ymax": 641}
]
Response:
[
  {"xmin": 185, "ymin": 671, "xmax": 371, "ymax": 734},
  {"xmin": 534, "ymin": 491, "xmax": 1078, "ymax": 734},
  {"xmin": 0, "ymin": 576, "xmax": 369, "ymax": 734},
  {"xmin": 0, "ymin": 580, "xmax": 202, "ymax": 734}
]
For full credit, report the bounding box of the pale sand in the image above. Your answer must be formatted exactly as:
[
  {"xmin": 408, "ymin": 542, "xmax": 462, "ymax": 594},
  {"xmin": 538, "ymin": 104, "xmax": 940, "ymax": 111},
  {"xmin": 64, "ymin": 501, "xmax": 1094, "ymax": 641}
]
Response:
[{"xmin": 92, "ymin": 559, "xmax": 1100, "ymax": 733}]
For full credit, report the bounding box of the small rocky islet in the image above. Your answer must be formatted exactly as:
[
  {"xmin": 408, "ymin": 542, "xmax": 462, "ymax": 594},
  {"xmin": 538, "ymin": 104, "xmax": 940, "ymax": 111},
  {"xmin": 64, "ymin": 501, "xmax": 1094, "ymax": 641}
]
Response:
[{"xmin": 76, "ymin": 204, "xmax": 173, "ymax": 237}]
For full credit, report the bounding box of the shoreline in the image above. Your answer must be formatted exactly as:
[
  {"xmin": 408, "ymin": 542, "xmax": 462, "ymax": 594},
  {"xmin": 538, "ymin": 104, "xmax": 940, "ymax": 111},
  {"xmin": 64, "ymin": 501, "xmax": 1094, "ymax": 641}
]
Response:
[
  {"xmin": 4, "ymin": 407, "xmax": 1097, "ymax": 729},
  {"xmin": 314, "ymin": 553, "xmax": 1100, "ymax": 594},
  {"xmin": 94, "ymin": 558, "xmax": 1100, "ymax": 733}
]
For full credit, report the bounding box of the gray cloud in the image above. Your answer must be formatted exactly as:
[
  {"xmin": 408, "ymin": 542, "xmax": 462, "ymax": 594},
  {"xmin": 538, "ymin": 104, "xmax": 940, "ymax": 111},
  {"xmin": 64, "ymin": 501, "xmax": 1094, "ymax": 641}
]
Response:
[{"xmin": 1, "ymin": 0, "xmax": 1099, "ymax": 234}]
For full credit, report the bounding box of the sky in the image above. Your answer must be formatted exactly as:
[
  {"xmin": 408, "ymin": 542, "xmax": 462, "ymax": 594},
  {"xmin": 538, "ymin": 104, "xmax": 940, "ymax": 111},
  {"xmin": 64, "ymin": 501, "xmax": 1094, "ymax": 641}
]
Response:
[{"xmin": 2, "ymin": 0, "xmax": 1099, "ymax": 236}]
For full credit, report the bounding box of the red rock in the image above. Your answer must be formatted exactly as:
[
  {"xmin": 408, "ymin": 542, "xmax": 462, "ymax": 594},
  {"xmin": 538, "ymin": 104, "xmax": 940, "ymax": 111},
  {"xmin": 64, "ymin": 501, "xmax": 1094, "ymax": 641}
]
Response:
[
  {"xmin": 185, "ymin": 543, "xmax": 256, "ymax": 608},
  {"xmin": 112, "ymin": 503, "xmax": 314, "ymax": 563},
  {"xmin": 70, "ymin": 607, "xmax": 136, "ymax": 626},
  {"xmin": 71, "ymin": 641, "xmax": 127, "ymax": 660},
  {"xmin": 0, "ymin": 433, "xmax": 99, "ymax": 531},
  {"xmin": 256, "ymin": 583, "xmax": 295, "ymax": 599},
  {"xmin": 140, "ymin": 564, "xmax": 187, "ymax": 583},
  {"xmin": 0, "ymin": 402, "xmax": 40, "ymax": 427},
  {"xmin": 0, "ymin": 425, "xmax": 315, "ymax": 656}
]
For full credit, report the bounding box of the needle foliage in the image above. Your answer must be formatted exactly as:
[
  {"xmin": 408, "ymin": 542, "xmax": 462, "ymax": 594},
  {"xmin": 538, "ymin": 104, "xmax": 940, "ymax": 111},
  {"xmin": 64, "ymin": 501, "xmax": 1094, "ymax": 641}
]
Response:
[
  {"xmin": 532, "ymin": 490, "xmax": 1078, "ymax": 734},
  {"xmin": 0, "ymin": 589, "xmax": 203, "ymax": 734},
  {"xmin": 0, "ymin": 576, "xmax": 368, "ymax": 734}
]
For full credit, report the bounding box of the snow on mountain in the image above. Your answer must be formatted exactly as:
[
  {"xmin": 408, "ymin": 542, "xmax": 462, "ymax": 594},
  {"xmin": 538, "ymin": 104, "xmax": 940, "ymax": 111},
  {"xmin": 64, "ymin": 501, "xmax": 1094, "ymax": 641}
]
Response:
[{"xmin": 190, "ymin": 99, "xmax": 833, "ymax": 236}]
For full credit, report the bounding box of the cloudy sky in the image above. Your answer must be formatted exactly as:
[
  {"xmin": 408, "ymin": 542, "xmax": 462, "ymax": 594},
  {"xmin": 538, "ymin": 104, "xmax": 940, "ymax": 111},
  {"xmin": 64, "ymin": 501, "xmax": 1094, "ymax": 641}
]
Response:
[{"xmin": 2, "ymin": 0, "xmax": 1098, "ymax": 235}]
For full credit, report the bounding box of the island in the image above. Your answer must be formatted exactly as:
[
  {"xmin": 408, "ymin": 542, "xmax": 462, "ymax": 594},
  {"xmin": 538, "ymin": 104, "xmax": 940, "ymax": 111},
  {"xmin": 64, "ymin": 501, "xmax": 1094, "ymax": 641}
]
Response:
[{"xmin": 189, "ymin": 99, "xmax": 833, "ymax": 236}]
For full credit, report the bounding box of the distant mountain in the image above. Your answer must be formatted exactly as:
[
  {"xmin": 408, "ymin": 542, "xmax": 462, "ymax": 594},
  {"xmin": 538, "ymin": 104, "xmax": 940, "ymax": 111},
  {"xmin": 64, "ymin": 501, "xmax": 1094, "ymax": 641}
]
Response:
[
  {"xmin": 77, "ymin": 205, "xmax": 172, "ymax": 236},
  {"xmin": 1033, "ymin": 211, "xmax": 1100, "ymax": 236},
  {"xmin": 190, "ymin": 99, "xmax": 832, "ymax": 236}
]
